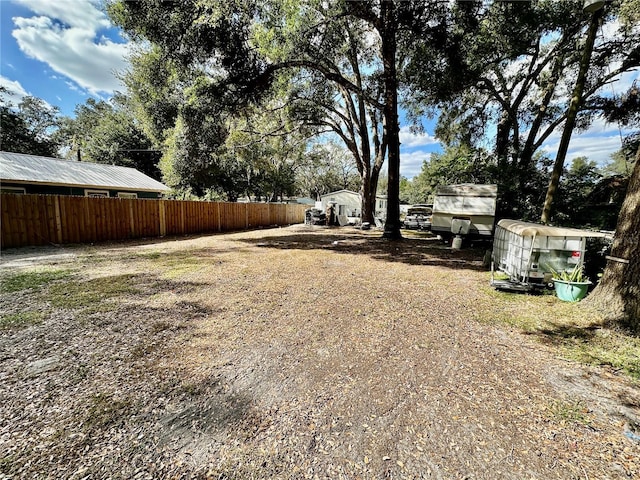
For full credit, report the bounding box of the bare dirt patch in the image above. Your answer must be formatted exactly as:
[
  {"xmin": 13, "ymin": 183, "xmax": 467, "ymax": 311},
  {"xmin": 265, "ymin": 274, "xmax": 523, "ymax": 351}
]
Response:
[{"xmin": 1, "ymin": 225, "xmax": 638, "ymax": 479}]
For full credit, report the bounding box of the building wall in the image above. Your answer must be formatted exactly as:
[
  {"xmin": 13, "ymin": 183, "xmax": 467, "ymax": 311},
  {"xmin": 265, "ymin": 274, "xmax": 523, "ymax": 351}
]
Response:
[
  {"xmin": 320, "ymin": 191, "xmax": 361, "ymax": 217},
  {"xmin": 0, "ymin": 182, "xmax": 161, "ymax": 198}
]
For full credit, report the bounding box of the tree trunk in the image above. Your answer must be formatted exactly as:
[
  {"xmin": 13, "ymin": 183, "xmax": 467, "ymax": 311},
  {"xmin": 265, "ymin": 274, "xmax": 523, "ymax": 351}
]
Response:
[
  {"xmin": 380, "ymin": 1, "xmax": 402, "ymax": 240},
  {"xmin": 496, "ymin": 110, "xmax": 510, "ymax": 169},
  {"xmin": 540, "ymin": 8, "xmax": 602, "ymax": 224},
  {"xmin": 585, "ymin": 145, "xmax": 640, "ymax": 332},
  {"xmin": 361, "ymin": 170, "xmax": 375, "ymax": 223}
]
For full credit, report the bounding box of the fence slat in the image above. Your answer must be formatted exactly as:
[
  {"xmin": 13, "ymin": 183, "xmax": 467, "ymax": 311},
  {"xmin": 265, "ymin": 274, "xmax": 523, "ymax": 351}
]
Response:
[{"xmin": 1, "ymin": 194, "xmax": 307, "ymax": 249}]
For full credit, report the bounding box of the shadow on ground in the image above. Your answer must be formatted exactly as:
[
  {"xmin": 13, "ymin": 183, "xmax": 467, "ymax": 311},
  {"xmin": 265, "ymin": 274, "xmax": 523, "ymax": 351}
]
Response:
[
  {"xmin": 0, "ymin": 226, "xmax": 491, "ymax": 273},
  {"xmin": 239, "ymin": 228, "xmax": 490, "ymax": 272},
  {"xmin": 525, "ymin": 321, "xmax": 603, "ymax": 345}
]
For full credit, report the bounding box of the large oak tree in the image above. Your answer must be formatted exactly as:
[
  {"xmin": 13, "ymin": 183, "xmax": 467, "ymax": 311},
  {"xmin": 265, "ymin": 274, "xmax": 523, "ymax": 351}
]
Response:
[{"xmin": 109, "ymin": 0, "xmax": 458, "ymax": 238}]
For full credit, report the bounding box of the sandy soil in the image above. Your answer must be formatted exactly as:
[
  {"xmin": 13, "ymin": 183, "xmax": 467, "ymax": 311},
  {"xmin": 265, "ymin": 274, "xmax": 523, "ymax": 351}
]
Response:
[{"xmin": 0, "ymin": 225, "xmax": 638, "ymax": 479}]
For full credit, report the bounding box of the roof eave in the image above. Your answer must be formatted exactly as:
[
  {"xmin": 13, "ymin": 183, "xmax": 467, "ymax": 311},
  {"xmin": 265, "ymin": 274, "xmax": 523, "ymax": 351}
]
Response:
[{"xmin": 1, "ymin": 178, "xmax": 170, "ymax": 193}]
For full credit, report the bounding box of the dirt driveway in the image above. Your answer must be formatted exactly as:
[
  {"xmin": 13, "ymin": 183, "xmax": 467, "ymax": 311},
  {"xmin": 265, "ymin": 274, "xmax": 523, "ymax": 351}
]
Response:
[{"xmin": 1, "ymin": 225, "xmax": 638, "ymax": 479}]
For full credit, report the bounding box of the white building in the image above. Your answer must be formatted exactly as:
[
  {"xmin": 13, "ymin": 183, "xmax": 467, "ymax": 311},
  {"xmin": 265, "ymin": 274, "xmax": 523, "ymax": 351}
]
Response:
[{"xmin": 319, "ymin": 189, "xmax": 387, "ymax": 224}]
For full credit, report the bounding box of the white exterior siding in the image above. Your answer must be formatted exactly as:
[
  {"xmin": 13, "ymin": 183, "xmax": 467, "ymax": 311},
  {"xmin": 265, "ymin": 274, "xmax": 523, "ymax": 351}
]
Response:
[{"xmin": 319, "ymin": 190, "xmax": 388, "ymax": 222}]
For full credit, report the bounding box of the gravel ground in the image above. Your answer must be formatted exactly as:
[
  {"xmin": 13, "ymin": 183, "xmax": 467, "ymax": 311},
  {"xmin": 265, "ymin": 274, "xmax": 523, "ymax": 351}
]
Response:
[{"xmin": 0, "ymin": 225, "xmax": 638, "ymax": 479}]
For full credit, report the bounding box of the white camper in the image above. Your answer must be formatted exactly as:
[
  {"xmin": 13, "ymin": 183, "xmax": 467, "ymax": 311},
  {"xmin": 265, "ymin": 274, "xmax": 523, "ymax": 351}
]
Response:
[{"xmin": 431, "ymin": 184, "xmax": 498, "ymax": 241}]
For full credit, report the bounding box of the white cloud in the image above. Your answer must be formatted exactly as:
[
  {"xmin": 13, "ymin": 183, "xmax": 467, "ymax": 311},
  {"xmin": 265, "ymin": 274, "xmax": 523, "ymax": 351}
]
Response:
[
  {"xmin": 400, "ymin": 150, "xmax": 431, "ymax": 179},
  {"xmin": 0, "ymin": 75, "xmax": 55, "ymax": 110},
  {"xmin": 10, "ymin": 0, "xmax": 129, "ymax": 95},
  {"xmin": 0, "ymin": 76, "xmax": 29, "ymax": 105},
  {"xmin": 399, "ymin": 128, "xmax": 438, "ymax": 149},
  {"xmin": 14, "ymin": 0, "xmax": 111, "ymax": 31},
  {"xmin": 540, "ymin": 118, "xmax": 626, "ymax": 167}
]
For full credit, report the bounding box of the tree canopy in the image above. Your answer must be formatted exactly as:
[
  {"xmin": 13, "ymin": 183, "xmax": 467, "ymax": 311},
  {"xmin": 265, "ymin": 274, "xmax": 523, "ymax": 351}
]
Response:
[
  {"xmin": 409, "ymin": 0, "xmax": 640, "ymax": 221},
  {"xmin": 54, "ymin": 95, "xmax": 161, "ymax": 179},
  {"xmin": 0, "ymin": 88, "xmax": 61, "ymax": 157},
  {"xmin": 109, "ymin": 0, "xmax": 474, "ymax": 236}
]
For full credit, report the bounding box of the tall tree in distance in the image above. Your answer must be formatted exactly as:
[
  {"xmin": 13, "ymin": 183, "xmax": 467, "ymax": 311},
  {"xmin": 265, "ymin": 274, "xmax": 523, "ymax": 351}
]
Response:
[
  {"xmin": 0, "ymin": 88, "xmax": 60, "ymax": 157},
  {"xmin": 296, "ymin": 142, "xmax": 360, "ymax": 199},
  {"xmin": 408, "ymin": 0, "xmax": 640, "ymax": 221},
  {"xmin": 55, "ymin": 95, "xmax": 161, "ymax": 180},
  {"xmin": 540, "ymin": 4, "xmax": 604, "ymax": 224}
]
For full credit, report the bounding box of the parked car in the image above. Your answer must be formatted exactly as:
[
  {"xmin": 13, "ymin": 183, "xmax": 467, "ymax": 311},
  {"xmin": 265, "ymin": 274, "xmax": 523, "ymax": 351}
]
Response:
[{"xmin": 402, "ymin": 204, "xmax": 433, "ymax": 230}]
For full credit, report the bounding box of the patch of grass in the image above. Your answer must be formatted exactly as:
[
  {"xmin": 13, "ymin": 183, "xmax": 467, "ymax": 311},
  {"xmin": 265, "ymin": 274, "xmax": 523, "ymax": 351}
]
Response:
[
  {"xmin": 0, "ymin": 269, "xmax": 73, "ymax": 293},
  {"xmin": 0, "ymin": 311, "xmax": 44, "ymax": 330},
  {"xmin": 48, "ymin": 274, "xmax": 139, "ymax": 309},
  {"xmin": 479, "ymin": 278, "xmax": 640, "ymax": 380},
  {"xmin": 564, "ymin": 332, "xmax": 640, "ymax": 380},
  {"xmin": 139, "ymin": 250, "xmax": 210, "ymax": 279},
  {"xmin": 547, "ymin": 399, "xmax": 592, "ymax": 426},
  {"xmin": 163, "ymin": 264, "xmax": 203, "ymax": 279}
]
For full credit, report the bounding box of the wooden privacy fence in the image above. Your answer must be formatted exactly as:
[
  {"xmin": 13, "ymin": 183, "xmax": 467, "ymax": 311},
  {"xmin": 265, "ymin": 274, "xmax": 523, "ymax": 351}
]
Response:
[{"xmin": 1, "ymin": 194, "xmax": 308, "ymax": 249}]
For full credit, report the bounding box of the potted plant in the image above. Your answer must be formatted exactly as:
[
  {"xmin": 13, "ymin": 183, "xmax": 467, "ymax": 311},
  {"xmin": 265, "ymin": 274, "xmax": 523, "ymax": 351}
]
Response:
[{"xmin": 550, "ymin": 264, "xmax": 592, "ymax": 302}]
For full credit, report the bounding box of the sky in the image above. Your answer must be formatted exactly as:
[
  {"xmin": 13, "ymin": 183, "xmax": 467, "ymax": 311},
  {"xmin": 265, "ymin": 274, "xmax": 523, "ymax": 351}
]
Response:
[{"xmin": 0, "ymin": 0, "xmax": 637, "ymax": 180}]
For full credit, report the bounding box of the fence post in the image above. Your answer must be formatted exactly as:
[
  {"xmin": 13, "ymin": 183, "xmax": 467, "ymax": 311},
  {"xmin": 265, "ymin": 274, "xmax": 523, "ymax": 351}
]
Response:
[
  {"xmin": 129, "ymin": 200, "xmax": 136, "ymax": 238},
  {"xmin": 53, "ymin": 196, "xmax": 63, "ymax": 244},
  {"xmin": 159, "ymin": 200, "xmax": 166, "ymax": 237},
  {"xmin": 217, "ymin": 202, "xmax": 222, "ymax": 232},
  {"xmin": 180, "ymin": 202, "xmax": 185, "ymax": 234}
]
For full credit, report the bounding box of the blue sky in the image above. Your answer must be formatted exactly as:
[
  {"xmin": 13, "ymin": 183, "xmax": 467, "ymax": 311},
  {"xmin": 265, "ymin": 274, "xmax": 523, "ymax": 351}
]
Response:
[
  {"xmin": 1, "ymin": 0, "xmax": 128, "ymax": 114},
  {"xmin": 0, "ymin": 0, "xmax": 637, "ymax": 179}
]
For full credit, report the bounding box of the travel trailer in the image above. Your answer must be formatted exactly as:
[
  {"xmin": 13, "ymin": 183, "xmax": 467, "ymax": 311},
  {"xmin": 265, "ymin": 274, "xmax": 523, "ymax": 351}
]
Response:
[{"xmin": 431, "ymin": 184, "xmax": 498, "ymax": 241}]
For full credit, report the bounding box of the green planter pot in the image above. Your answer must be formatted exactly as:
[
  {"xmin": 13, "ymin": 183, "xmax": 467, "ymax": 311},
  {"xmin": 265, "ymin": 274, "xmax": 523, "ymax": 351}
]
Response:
[{"xmin": 553, "ymin": 279, "xmax": 591, "ymax": 302}]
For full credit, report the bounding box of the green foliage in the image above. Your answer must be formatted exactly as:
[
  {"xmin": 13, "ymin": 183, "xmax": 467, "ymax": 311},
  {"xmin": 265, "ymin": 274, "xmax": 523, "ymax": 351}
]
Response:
[
  {"xmin": 47, "ymin": 275, "xmax": 138, "ymax": 309},
  {"xmin": 554, "ymin": 157, "xmax": 603, "ymax": 226},
  {"xmin": 0, "ymin": 89, "xmax": 61, "ymax": 156},
  {"xmin": 547, "ymin": 400, "xmax": 592, "ymax": 426},
  {"xmin": 296, "ymin": 142, "xmax": 360, "ymax": 199},
  {"xmin": 108, "ymin": 0, "xmax": 464, "ymax": 229},
  {"xmin": 55, "ymin": 96, "xmax": 160, "ymax": 179},
  {"xmin": 160, "ymin": 111, "xmax": 242, "ymax": 199},
  {"xmin": 549, "ymin": 264, "xmax": 590, "ymax": 284},
  {"xmin": 409, "ymin": 0, "xmax": 639, "ymax": 223},
  {"xmin": 603, "ymin": 148, "xmax": 636, "ymax": 177},
  {"xmin": 481, "ymin": 277, "xmax": 640, "ymax": 380},
  {"xmin": 123, "ymin": 46, "xmax": 181, "ymax": 146},
  {"xmin": 401, "ymin": 144, "xmax": 497, "ymax": 204},
  {"xmin": 0, "ymin": 311, "xmax": 44, "ymax": 330}
]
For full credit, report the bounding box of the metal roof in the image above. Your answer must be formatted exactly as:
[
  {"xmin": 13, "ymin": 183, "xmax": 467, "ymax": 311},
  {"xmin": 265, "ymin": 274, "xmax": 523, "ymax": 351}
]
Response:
[
  {"xmin": 0, "ymin": 151, "xmax": 171, "ymax": 193},
  {"xmin": 497, "ymin": 219, "xmax": 608, "ymax": 238},
  {"xmin": 435, "ymin": 184, "xmax": 498, "ymax": 197}
]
